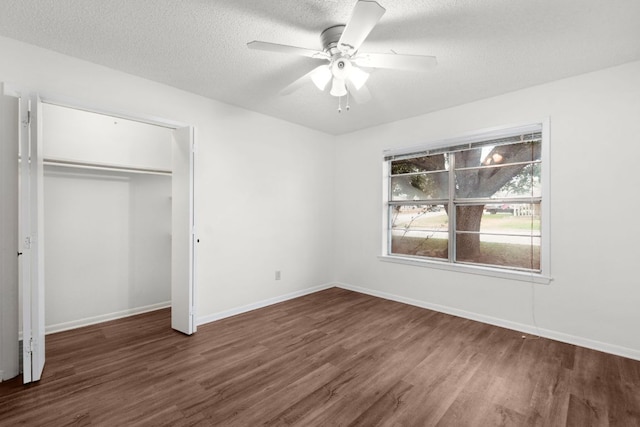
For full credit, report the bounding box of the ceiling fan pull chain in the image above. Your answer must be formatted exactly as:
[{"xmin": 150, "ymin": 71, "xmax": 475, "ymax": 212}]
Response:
[
  {"xmin": 337, "ymin": 96, "xmax": 342, "ymax": 113},
  {"xmin": 346, "ymin": 91, "xmax": 351, "ymax": 111}
]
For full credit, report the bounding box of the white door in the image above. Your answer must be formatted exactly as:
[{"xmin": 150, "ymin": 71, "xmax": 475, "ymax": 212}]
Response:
[
  {"xmin": 171, "ymin": 126, "xmax": 196, "ymax": 334},
  {"xmin": 19, "ymin": 93, "xmax": 46, "ymax": 383},
  {"xmin": 0, "ymin": 87, "xmax": 20, "ymax": 381}
]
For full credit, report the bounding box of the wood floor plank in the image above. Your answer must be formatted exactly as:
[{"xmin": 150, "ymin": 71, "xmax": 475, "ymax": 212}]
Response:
[
  {"xmin": 347, "ymin": 379, "xmax": 414, "ymax": 427},
  {"xmin": 1, "ymin": 287, "xmax": 639, "ymax": 426}
]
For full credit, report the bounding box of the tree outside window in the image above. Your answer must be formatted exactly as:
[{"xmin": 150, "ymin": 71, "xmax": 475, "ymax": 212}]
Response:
[{"xmin": 386, "ymin": 127, "xmax": 543, "ymax": 273}]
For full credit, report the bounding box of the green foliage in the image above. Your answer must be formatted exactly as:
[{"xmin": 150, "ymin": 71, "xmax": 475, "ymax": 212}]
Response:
[
  {"xmin": 500, "ymin": 163, "xmax": 540, "ymax": 196},
  {"xmin": 391, "ymin": 154, "xmax": 448, "ymax": 199}
]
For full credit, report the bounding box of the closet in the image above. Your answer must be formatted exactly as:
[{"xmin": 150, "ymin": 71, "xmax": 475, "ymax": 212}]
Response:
[
  {"xmin": 2, "ymin": 90, "xmax": 195, "ymax": 384},
  {"xmin": 42, "ymin": 104, "xmax": 175, "ymax": 331}
]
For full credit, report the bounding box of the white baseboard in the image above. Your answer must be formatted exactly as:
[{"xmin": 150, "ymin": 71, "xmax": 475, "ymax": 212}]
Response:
[
  {"xmin": 45, "ymin": 283, "xmax": 638, "ymax": 362},
  {"xmin": 45, "ymin": 301, "xmax": 171, "ymax": 335},
  {"xmin": 197, "ymin": 283, "xmax": 334, "ymax": 326},
  {"xmin": 335, "ymin": 282, "xmax": 640, "ymax": 362}
]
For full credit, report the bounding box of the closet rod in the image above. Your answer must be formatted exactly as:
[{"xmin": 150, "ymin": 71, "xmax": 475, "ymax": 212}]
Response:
[{"xmin": 43, "ymin": 158, "xmax": 172, "ymax": 176}]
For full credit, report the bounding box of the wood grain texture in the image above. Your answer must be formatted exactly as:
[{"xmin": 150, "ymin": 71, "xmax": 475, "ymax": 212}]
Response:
[{"xmin": 1, "ymin": 287, "xmax": 639, "ymax": 426}]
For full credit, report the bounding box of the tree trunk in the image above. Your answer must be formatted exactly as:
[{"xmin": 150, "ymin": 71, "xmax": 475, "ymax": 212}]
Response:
[{"xmin": 455, "ymin": 205, "xmax": 484, "ymax": 261}]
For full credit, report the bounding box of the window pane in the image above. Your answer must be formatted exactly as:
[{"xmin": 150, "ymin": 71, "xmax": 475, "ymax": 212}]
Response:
[
  {"xmin": 391, "ymin": 231, "xmax": 448, "ymax": 259},
  {"xmin": 391, "ymin": 204, "xmax": 448, "ymax": 231},
  {"xmin": 456, "ymin": 234, "xmax": 540, "ymax": 270},
  {"xmin": 456, "ymin": 204, "xmax": 541, "ymax": 232},
  {"xmin": 390, "ymin": 205, "xmax": 448, "ymax": 259},
  {"xmin": 454, "ymin": 140, "xmax": 541, "ymax": 168},
  {"xmin": 455, "ymin": 204, "xmax": 540, "ymax": 270},
  {"xmin": 391, "ymin": 171, "xmax": 449, "ymax": 201},
  {"xmin": 456, "ymin": 163, "xmax": 541, "ymax": 199},
  {"xmin": 391, "ymin": 153, "xmax": 448, "ymax": 174}
]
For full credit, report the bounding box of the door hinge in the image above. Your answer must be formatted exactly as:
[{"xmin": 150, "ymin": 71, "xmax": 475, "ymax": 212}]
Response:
[
  {"xmin": 21, "ymin": 111, "xmax": 30, "ymax": 128},
  {"xmin": 24, "ymin": 338, "xmax": 33, "ymax": 355}
]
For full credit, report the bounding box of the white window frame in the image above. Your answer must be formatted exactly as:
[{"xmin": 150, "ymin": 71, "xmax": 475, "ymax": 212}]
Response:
[{"xmin": 380, "ymin": 120, "xmax": 552, "ymax": 285}]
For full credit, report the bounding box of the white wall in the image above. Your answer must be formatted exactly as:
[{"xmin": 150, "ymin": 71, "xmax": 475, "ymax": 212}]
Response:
[
  {"xmin": 0, "ymin": 35, "xmax": 335, "ymax": 328},
  {"xmin": 334, "ymin": 60, "xmax": 640, "ymax": 359},
  {"xmin": 43, "ymin": 103, "xmax": 173, "ymax": 171}
]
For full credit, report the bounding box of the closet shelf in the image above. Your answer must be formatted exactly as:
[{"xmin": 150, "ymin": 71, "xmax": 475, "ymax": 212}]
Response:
[{"xmin": 43, "ymin": 157, "xmax": 172, "ymax": 176}]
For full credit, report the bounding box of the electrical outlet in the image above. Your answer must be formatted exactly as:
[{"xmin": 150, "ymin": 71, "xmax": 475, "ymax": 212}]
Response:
[{"xmin": 275, "ymin": 270, "xmax": 281, "ymax": 280}]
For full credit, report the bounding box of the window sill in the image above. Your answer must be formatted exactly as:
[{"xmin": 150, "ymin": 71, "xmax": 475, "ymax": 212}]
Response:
[{"xmin": 378, "ymin": 255, "xmax": 552, "ymax": 285}]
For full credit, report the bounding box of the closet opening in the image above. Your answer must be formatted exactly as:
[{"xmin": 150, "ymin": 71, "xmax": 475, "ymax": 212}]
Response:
[
  {"xmin": 36, "ymin": 101, "xmax": 195, "ymax": 340},
  {"xmin": 2, "ymin": 87, "xmax": 195, "ymax": 384}
]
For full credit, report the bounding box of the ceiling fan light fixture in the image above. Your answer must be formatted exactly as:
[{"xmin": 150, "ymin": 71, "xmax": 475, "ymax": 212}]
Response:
[
  {"xmin": 331, "ymin": 58, "xmax": 352, "ymax": 80},
  {"xmin": 348, "ymin": 66, "xmax": 369, "ymax": 90},
  {"xmin": 310, "ymin": 65, "xmax": 332, "ymax": 90},
  {"xmin": 330, "ymin": 78, "xmax": 347, "ymax": 97},
  {"xmin": 247, "ymin": 0, "xmax": 437, "ymax": 107}
]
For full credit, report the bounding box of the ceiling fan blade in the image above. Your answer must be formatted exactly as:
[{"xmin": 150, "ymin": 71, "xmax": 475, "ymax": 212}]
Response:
[
  {"xmin": 338, "ymin": 1, "xmax": 386, "ymax": 54},
  {"xmin": 247, "ymin": 41, "xmax": 329, "ymax": 60},
  {"xmin": 353, "ymin": 53, "xmax": 437, "ymax": 71},
  {"xmin": 280, "ymin": 65, "xmax": 330, "ymax": 95},
  {"xmin": 346, "ymin": 81, "xmax": 372, "ymax": 104}
]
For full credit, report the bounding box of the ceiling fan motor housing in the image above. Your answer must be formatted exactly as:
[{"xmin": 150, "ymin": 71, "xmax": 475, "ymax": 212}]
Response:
[{"xmin": 320, "ymin": 25, "xmax": 346, "ymax": 55}]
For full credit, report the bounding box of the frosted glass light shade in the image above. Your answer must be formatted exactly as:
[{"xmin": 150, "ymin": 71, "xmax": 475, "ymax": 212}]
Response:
[
  {"xmin": 310, "ymin": 66, "xmax": 332, "ymax": 90},
  {"xmin": 330, "ymin": 78, "xmax": 347, "ymax": 97},
  {"xmin": 348, "ymin": 67, "xmax": 369, "ymax": 90}
]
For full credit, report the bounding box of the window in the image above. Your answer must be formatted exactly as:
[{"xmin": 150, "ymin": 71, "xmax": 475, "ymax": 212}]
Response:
[{"xmin": 382, "ymin": 122, "xmax": 550, "ymax": 283}]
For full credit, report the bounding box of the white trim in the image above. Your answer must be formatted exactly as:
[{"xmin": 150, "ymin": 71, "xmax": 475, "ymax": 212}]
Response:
[
  {"xmin": 38, "ymin": 282, "xmax": 640, "ymax": 362},
  {"xmin": 540, "ymin": 117, "xmax": 551, "ymax": 276},
  {"xmin": 44, "ymin": 301, "xmax": 170, "ymax": 335},
  {"xmin": 39, "ymin": 93, "xmax": 190, "ymax": 130},
  {"xmin": 196, "ymin": 283, "xmax": 334, "ymax": 326},
  {"xmin": 335, "ymin": 282, "xmax": 640, "ymax": 362},
  {"xmin": 2, "ymin": 82, "xmax": 20, "ymax": 97},
  {"xmin": 378, "ymin": 255, "xmax": 553, "ymax": 285}
]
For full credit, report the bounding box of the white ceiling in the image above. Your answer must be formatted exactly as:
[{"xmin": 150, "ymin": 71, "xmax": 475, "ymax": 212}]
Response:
[{"xmin": 1, "ymin": 0, "xmax": 639, "ymax": 135}]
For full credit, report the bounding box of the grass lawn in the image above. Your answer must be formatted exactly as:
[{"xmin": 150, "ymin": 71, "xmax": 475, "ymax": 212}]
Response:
[
  {"xmin": 392, "ymin": 236, "xmax": 540, "ymax": 270},
  {"xmin": 394, "ymin": 212, "xmax": 540, "ymax": 232}
]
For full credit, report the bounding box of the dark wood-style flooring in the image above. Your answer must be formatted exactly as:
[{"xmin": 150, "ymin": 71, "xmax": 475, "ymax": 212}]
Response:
[{"xmin": 1, "ymin": 287, "xmax": 639, "ymax": 426}]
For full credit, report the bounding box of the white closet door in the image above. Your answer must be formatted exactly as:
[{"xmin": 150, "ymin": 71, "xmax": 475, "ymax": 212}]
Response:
[
  {"xmin": 0, "ymin": 88, "xmax": 20, "ymax": 381},
  {"xmin": 171, "ymin": 126, "xmax": 195, "ymax": 335},
  {"xmin": 20, "ymin": 93, "xmax": 46, "ymax": 383}
]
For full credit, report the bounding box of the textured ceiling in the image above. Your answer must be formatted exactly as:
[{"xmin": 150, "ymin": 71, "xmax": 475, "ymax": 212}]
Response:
[{"xmin": 1, "ymin": 0, "xmax": 639, "ymax": 135}]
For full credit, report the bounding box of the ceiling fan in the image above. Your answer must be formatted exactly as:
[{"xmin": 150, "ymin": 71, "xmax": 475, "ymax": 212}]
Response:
[{"xmin": 247, "ymin": 0, "xmax": 437, "ymax": 111}]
